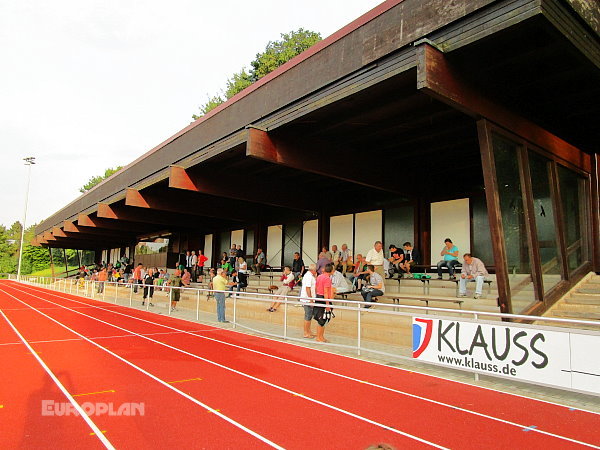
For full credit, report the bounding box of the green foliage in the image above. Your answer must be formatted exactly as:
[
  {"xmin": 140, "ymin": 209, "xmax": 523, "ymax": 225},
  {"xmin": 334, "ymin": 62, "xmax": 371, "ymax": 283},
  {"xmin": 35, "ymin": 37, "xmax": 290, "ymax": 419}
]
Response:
[
  {"xmin": 79, "ymin": 166, "xmax": 123, "ymax": 194},
  {"xmin": 193, "ymin": 28, "xmax": 322, "ymax": 119},
  {"xmin": 249, "ymin": 29, "xmax": 321, "ymax": 82}
]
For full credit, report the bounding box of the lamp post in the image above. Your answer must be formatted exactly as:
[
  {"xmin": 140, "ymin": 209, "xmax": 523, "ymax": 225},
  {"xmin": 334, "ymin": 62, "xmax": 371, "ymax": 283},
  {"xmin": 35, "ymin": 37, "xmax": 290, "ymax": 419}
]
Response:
[{"xmin": 17, "ymin": 156, "xmax": 36, "ymax": 281}]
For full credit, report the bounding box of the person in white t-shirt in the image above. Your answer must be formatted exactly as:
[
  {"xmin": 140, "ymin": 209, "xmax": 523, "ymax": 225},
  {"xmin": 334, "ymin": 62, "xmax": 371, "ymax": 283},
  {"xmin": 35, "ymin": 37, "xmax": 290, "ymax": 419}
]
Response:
[
  {"xmin": 365, "ymin": 241, "xmax": 385, "ymax": 278},
  {"xmin": 299, "ymin": 263, "xmax": 317, "ymax": 338}
]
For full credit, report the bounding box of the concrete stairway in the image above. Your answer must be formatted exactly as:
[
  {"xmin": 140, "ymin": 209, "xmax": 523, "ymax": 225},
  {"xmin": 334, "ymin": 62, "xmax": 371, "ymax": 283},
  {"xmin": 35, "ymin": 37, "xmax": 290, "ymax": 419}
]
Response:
[{"xmin": 546, "ymin": 273, "xmax": 600, "ymax": 322}]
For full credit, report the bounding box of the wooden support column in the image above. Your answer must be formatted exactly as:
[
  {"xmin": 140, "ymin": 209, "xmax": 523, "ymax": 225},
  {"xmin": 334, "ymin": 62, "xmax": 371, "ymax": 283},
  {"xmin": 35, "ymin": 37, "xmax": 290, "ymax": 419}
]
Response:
[
  {"xmin": 477, "ymin": 119, "xmax": 512, "ymax": 314},
  {"xmin": 591, "ymin": 154, "xmax": 600, "ymax": 273},
  {"xmin": 48, "ymin": 248, "xmax": 55, "ymax": 278},
  {"xmin": 518, "ymin": 148, "xmax": 544, "ymax": 302}
]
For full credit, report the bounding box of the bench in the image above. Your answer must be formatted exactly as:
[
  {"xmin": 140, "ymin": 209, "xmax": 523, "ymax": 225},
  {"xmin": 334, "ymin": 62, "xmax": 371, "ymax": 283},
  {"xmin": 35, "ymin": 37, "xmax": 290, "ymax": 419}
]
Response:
[
  {"xmin": 416, "ymin": 277, "xmax": 493, "ymax": 296},
  {"xmin": 389, "ymin": 295, "xmax": 465, "ymax": 310}
]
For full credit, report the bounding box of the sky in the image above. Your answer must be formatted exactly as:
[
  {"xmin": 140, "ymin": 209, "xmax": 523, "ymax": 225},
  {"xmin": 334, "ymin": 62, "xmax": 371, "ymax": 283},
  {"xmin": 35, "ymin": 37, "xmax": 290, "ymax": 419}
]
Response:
[{"xmin": 0, "ymin": 0, "xmax": 383, "ymax": 229}]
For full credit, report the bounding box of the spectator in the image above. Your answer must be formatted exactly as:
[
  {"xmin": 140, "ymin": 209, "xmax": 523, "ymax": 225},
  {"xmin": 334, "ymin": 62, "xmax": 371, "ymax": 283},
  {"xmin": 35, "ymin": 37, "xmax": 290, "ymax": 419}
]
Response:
[
  {"xmin": 387, "ymin": 244, "xmax": 404, "ymax": 279},
  {"xmin": 184, "ymin": 250, "xmax": 193, "ymax": 276},
  {"xmin": 361, "ymin": 265, "xmax": 385, "ymax": 308},
  {"xmin": 314, "ymin": 263, "xmax": 334, "ymax": 343},
  {"xmin": 299, "ymin": 263, "xmax": 317, "ymax": 339},
  {"xmin": 169, "ymin": 269, "xmax": 183, "ymax": 312},
  {"xmin": 458, "ymin": 253, "xmax": 489, "ymax": 299},
  {"xmin": 437, "ymin": 238, "xmax": 460, "ymax": 280},
  {"xmin": 365, "ymin": 241, "xmax": 385, "ymax": 278},
  {"xmin": 142, "ymin": 268, "xmax": 155, "ymax": 307},
  {"xmin": 227, "ymin": 269, "xmax": 246, "ymax": 297},
  {"xmin": 182, "ymin": 268, "xmax": 191, "ymax": 287},
  {"xmin": 97, "ymin": 267, "xmax": 107, "ymax": 293},
  {"xmin": 236, "ymin": 244, "xmax": 244, "ymax": 258},
  {"xmin": 400, "ymin": 242, "xmax": 420, "ymax": 277},
  {"xmin": 268, "ymin": 266, "xmax": 295, "ymax": 312},
  {"xmin": 229, "ymin": 244, "xmax": 237, "ymax": 267},
  {"xmin": 340, "ymin": 244, "xmax": 352, "ymax": 274},
  {"xmin": 331, "ymin": 269, "xmax": 353, "ymax": 295},
  {"xmin": 132, "ymin": 263, "xmax": 143, "ymax": 293},
  {"xmin": 197, "ymin": 250, "xmax": 208, "ymax": 281},
  {"xmin": 331, "ymin": 245, "xmax": 341, "ymax": 271},
  {"xmin": 316, "ymin": 251, "xmax": 331, "ymax": 275},
  {"xmin": 252, "ymin": 248, "xmax": 266, "ymax": 274},
  {"xmin": 321, "ymin": 246, "xmax": 333, "ymax": 261},
  {"xmin": 123, "ymin": 262, "xmax": 133, "ymax": 284},
  {"xmin": 236, "ymin": 256, "xmax": 248, "ymax": 285},
  {"xmin": 190, "ymin": 251, "xmax": 198, "ymax": 282},
  {"xmin": 292, "ymin": 252, "xmax": 305, "ymax": 279},
  {"xmin": 348, "ymin": 253, "xmax": 367, "ymax": 290},
  {"xmin": 212, "ymin": 268, "xmax": 229, "ymax": 323}
]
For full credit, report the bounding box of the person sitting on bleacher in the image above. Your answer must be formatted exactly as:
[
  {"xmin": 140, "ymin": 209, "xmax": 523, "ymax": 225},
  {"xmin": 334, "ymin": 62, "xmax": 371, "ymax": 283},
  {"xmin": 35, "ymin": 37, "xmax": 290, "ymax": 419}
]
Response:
[
  {"xmin": 387, "ymin": 244, "xmax": 404, "ymax": 279},
  {"xmin": 360, "ymin": 265, "xmax": 385, "ymax": 308},
  {"xmin": 436, "ymin": 238, "xmax": 460, "ymax": 280},
  {"xmin": 348, "ymin": 254, "xmax": 367, "ymax": 291},
  {"xmin": 400, "ymin": 242, "xmax": 420, "ymax": 277},
  {"xmin": 458, "ymin": 253, "xmax": 489, "ymax": 299},
  {"xmin": 252, "ymin": 248, "xmax": 266, "ymax": 275},
  {"xmin": 331, "ymin": 269, "xmax": 353, "ymax": 295},
  {"xmin": 267, "ymin": 266, "xmax": 295, "ymax": 312}
]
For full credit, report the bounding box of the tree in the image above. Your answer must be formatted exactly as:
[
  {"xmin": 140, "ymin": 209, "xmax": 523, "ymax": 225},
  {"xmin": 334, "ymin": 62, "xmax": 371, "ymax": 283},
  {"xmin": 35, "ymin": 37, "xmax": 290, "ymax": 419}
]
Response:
[
  {"xmin": 192, "ymin": 28, "xmax": 322, "ymax": 119},
  {"xmin": 249, "ymin": 28, "xmax": 321, "ymax": 82},
  {"xmin": 79, "ymin": 166, "xmax": 123, "ymax": 193}
]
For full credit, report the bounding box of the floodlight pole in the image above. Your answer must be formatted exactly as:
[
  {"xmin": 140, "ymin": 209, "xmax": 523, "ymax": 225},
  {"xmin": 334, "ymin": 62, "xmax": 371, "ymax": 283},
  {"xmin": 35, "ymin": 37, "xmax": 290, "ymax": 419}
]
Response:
[{"xmin": 17, "ymin": 156, "xmax": 36, "ymax": 281}]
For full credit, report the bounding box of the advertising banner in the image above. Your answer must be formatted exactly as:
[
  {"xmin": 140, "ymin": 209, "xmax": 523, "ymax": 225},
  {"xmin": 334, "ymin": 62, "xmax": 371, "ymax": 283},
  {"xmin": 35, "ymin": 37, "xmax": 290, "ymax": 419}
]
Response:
[{"xmin": 412, "ymin": 317, "xmax": 599, "ymax": 394}]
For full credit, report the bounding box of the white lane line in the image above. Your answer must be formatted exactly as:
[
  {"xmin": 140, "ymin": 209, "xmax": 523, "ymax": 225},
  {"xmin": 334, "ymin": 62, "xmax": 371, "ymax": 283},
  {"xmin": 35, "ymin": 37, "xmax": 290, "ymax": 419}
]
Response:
[
  {"xmin": 0, "ymin": 288, "xmax": 284, "ymax": 449},
  {"xmin": 10, "ymin": 281, "xmax": 600, "ymax": 448},
  {"xmin": 0, "ymin": 308, "xmax": 115, "ymax": 450},
  {"xmin": 1, "ymin": 285, "xmax": 447, "ymax": 449}
]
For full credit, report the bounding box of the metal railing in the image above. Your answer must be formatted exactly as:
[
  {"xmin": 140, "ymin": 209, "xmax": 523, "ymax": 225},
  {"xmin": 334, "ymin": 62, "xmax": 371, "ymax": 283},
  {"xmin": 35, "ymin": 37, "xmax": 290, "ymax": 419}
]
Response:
[{"xmin": 4, "ymin": 274, "xmax": 599, "ymax": 394}]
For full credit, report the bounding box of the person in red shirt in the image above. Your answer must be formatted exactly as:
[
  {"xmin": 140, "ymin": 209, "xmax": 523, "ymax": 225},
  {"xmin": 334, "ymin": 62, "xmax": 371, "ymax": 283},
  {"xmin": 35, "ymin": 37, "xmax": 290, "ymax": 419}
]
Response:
[
  {"xmin": 132, "ymin": 263, "xmax": 143, "ymax": 294},
  {"xmin": 197, "ymin": 250, "xmax": 209, "ymax": 282},
  {"xmin": 314, "ymin": 263, "xmax": 334, "ymax": 343}
]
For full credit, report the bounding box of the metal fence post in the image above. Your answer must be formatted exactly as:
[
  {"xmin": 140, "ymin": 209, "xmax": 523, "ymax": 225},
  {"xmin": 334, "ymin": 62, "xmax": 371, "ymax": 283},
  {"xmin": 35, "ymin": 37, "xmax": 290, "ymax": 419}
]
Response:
[
  {"xmin": 357, "ymin": 305, "xmax": 362, "ymax": 356},
  {"xmin": 196, "ymin": 290, "xmax": 200, "ymax": 321},
  {"xmin": 114, "ymin": 283, "xmax": 118, "ymax": 304},
  {"xmin": 283, "ymin": 296, "xmax": 288, "ymax": 339},
  {"xmin": 233, "ymin": 293, "xmax": 237, "ymax": 329},
  {"xmin": 129, "ymin": 283, "xmax": 133, "ymax": 306}
]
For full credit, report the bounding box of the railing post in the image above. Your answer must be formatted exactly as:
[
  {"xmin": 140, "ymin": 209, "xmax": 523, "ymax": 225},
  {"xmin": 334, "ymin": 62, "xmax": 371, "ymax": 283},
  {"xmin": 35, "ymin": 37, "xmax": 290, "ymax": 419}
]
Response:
[
  {"xmin": 102, "ymin": 281, "xmax": 106, "ymax": 302},
  {"xmin": 114, "ymin": 282, "xmax": 118, "ymax": 304},
  {"xmin": 357, "ymin": 305, "xmax": 362, "ymax": 356},
  {"xmin": 76, "ymin": 279, "xmax": 80, "ymax": 296},
  {"xmin": 283, "ymin": 296, "xmax": 288, "ymax": 339},
  {"xmin": 195, "ymin": 290, "xmax": 200, "ymax": 321},
  {"xmin": 233, "ymin": 292, "xmax": 237, "ymax": 329},
  {"xmin": 129, "ymin": 283, "xmax": 133, "ymax": 306}
]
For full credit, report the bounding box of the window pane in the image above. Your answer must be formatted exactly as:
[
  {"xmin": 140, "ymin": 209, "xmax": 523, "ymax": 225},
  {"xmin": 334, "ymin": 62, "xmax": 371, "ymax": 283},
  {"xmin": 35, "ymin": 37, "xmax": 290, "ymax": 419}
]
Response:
[
  {"xmin": 493, "ymin": 134, "xmax": 536, "ymax": 312},
  {"xmin": 471, "ymin": 195, "xmax": 493, "ymax": 267},
  {"xmin": 528, "ymin": 152, "xmax": 561, "ymax": 292},
  {"xmin": 558, "ymin": 166, "xmax": 588, "ymax": 272}
]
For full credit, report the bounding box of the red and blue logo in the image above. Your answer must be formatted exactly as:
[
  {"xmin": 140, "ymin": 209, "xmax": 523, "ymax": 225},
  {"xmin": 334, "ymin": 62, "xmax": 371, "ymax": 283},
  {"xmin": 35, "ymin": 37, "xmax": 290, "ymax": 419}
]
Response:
[{"xmin": 413, "ymin": 318, "xmax": 433, "ymax": 358}]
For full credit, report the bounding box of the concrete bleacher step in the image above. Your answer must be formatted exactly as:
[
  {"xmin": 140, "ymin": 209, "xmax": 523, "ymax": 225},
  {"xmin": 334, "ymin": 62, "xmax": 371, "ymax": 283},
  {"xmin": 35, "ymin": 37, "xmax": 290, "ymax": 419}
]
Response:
[
  {"xmin": 565, "ymin": 294, "xmax": 600, "ymax": 305},
  {"xmin": 551, "ymin": 310, "xmax": 600, "ymax": 320}
]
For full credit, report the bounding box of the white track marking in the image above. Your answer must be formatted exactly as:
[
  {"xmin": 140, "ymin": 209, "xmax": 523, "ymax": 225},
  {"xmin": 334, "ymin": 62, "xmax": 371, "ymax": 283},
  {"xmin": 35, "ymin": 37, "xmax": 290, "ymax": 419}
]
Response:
[
  {"xmin": 1, "ymin": 285, "xmax": 448, "ymax": 449},
  {"xmin": 0, "ymin": 309, "xmax": 115, "ymax": 450},
  {"xmin": 9, "ymin": 282, "xmax": 600, "ymax": 448},
  {"xmin": 0, "ymin": 329, "xmax": 215, "ymax": 347},
  {"xmin": 0, "ymin": 289, "xmax": 284, "ymax": 450}
]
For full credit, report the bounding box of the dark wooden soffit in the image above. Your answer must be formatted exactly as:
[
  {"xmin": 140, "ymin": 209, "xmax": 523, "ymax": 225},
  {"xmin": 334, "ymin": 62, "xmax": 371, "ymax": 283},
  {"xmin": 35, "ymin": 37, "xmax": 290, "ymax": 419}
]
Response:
[
  {"xmin": 246, "ymin": 127, "xmax": 402, "ymax": 194},
  {"xmin": 415, "ymin": 43, "xmax": 592, "ymax": 173},
  {"xmin": 61, "ymin": 221, "xmax": 139, "ymax": 240},
  {"xmin": 168, "ymin": 165, "xmax": 317, "ymax": 213},
  {"xmin": 124, "ymin": 187, "xmax": 260, "ymax": 223}
]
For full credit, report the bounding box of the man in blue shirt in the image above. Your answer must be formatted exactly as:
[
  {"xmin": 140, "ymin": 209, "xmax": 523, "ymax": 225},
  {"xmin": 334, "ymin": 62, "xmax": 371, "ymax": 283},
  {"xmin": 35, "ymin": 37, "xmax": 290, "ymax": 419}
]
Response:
[{"xmin": 436, "ymin": 238, "xmax": 460, "ymax": 280}]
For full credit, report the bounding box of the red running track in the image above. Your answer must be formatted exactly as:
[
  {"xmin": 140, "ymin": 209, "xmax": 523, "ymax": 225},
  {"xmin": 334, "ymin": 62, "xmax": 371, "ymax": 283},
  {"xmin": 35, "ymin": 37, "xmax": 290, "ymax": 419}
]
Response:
[{"xmin": 0, "ymin": 280, "xmax": 598, "ymax": 449}]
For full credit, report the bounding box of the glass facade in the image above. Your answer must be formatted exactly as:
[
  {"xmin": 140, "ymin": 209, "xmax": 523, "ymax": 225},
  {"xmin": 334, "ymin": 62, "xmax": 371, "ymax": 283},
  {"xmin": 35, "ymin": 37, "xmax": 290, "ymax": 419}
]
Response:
[
  {"xmin": 493, "ymin": 134, "xmax": 536, "ymax": 311},
  {"xmin": 558, "ymin": 166, "xmax": 589, "ymax": 272},
  {"xmin": 528, "ymin": 152, "xmax": 561, "ymax": 292},
  {"xmin": 471, "ymin": 195, "xmax": 493, "ymax": 267}
]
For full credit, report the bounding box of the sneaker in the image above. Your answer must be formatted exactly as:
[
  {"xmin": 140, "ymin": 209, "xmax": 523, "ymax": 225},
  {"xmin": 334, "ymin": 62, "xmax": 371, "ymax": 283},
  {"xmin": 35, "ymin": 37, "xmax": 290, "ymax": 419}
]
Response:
[
  {"xmin": 450, "ymin": 276, "xmax": 457, "ymax": 281},
  {"xmin": 363, "ymin": 304, "xmax": 372, "ymax": 309},
  {"xmin": 150, "ymin": 302, "xmax": 154, "ymax": 307},
  {"xmin": 141, "ymin": 301, "xmax": 145, "ymax": 306},
  {"xmin": 458, "ymin": 293, "xmax": 467, "ymax": 298},
  {"xmin": 474, "ymin": 293, "xmax": 481, "ymax": 299},
  {"xmin": 221, "ymin": 320, "xmax": 230, "ymax": 323},
  {"xmin": 437, "ymin": 276, "xmax": 443, "ymax": 280}
]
